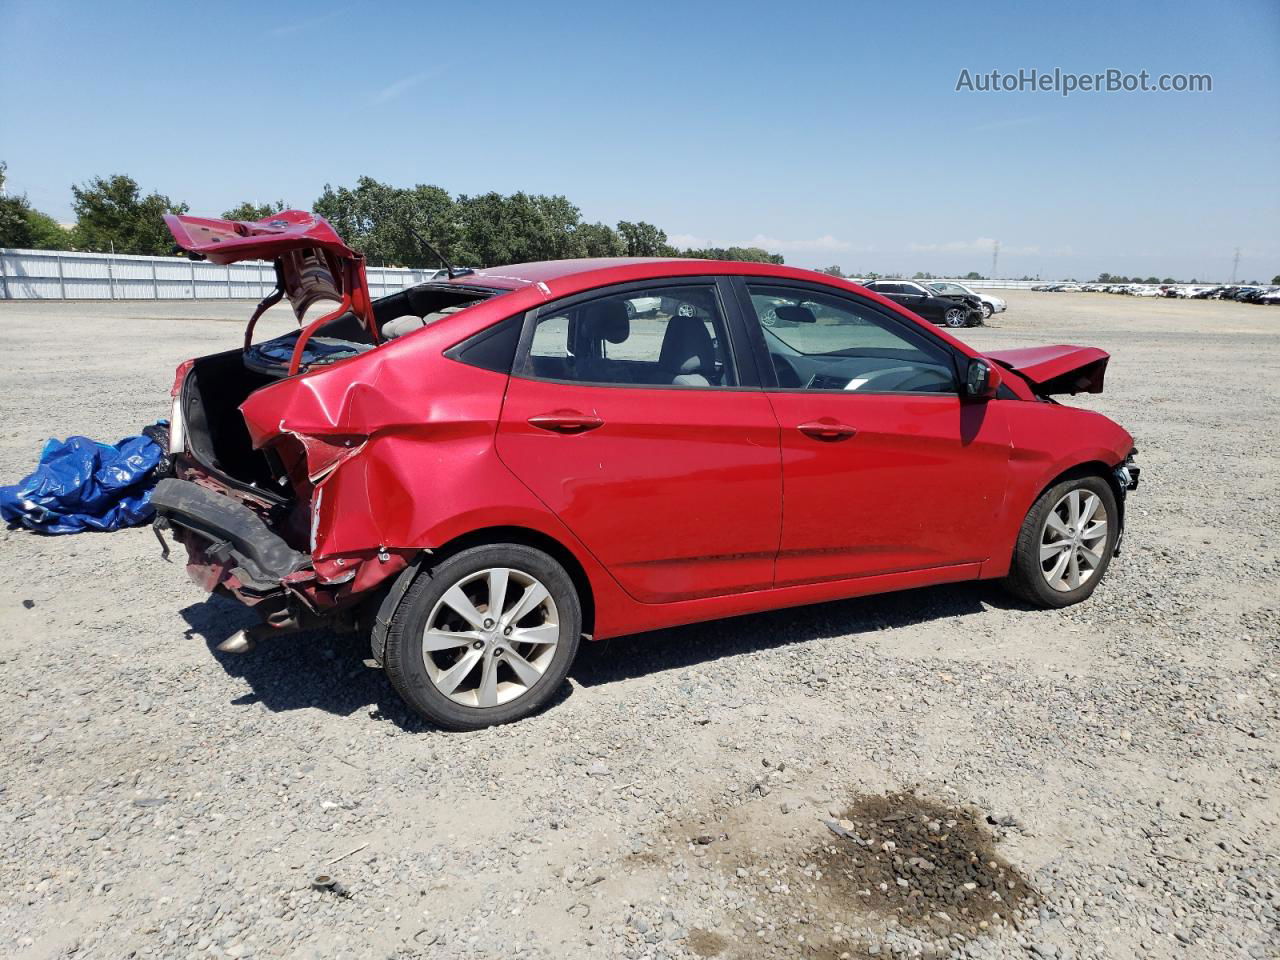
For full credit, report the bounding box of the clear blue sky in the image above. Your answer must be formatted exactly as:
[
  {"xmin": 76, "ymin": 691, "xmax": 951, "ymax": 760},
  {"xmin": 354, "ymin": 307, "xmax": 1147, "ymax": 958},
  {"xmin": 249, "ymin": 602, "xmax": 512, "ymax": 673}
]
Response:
[{"xmin": 1, "ymin": 0, "xmax": 1276, "ymax": 280}]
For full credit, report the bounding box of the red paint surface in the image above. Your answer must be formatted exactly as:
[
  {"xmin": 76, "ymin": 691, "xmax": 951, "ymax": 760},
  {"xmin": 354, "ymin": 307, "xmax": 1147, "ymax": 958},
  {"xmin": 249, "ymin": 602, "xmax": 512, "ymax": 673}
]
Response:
[
  {"xmin": 985, "ymin": 345, "xmax": 1110, "ymax": 394},
  {"xmin": 163, "ymin": 210, "xmax": 359, "ymax": 266},
  {"xmin": 165, "ymin": 210, "xmax": 378, "ymax": 339},
  {"xmin": 497, "ymin": 378, "xmax": 783, "ymax": 603},
  {"xmin": 766, "ymin": 392, "xmax": 1011, "ymax": 586}
]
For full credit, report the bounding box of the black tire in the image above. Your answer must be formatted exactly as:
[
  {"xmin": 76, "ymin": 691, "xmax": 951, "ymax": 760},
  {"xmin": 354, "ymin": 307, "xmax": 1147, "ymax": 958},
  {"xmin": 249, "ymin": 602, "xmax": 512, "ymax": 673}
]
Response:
[
  {"xmin": 384, "ymin": 544, "xmax": 582, "ymax": 730},
  {"xmin": 1003, "ymin": 475, "xmax": 1118, "ymax": 609},
  {"xmin": 943, "ymin": 307, "xmax": 968, "ymax": 328},
  {"xmin": 981, "ymin": 302, "xmax": 994, "ymax": 319}
]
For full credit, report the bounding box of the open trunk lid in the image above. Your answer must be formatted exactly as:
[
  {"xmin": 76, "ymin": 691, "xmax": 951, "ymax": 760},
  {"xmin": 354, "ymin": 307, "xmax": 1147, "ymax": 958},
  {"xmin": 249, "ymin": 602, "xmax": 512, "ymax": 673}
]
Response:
[
  {"xmin": 164, "ymin": 211, "xmax": 377, "ymax": 370},
  {"xmin": 984, "ymin": 344, "xmax": 1109, "ymax": 395}
]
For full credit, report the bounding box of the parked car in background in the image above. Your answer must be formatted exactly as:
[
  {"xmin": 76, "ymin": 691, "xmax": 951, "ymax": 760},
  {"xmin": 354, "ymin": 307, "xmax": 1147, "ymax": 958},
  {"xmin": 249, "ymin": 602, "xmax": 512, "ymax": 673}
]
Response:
[
  {"xmin": 151, "ymin": 210, "xmax": 1140, "ymax": 730},
  {"xmin": 926, "ymin": 281, "xmax": 1006, "ymax": 319},
  {"xmin": 861, "ymin": 279, "xmax": 984, "ymax": 327}
]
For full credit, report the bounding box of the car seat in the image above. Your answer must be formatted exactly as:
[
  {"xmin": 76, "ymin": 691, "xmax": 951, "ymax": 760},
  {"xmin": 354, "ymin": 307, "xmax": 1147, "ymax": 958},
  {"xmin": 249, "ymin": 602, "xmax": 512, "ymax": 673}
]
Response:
[{"xmin": 658, "ymin": 314, "xmax": 718, "ymax": 386}]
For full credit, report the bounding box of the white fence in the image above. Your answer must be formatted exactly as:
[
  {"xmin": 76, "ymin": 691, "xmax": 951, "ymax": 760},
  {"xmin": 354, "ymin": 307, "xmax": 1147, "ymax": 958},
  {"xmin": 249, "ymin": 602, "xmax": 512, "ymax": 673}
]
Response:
[
  {"xmin": 0, "ymin": 246, "xmax": 1086, "ymax": 301},
  {"xmin": 0, "ymin": 247, "xmax": 435, "ymax": 301}
]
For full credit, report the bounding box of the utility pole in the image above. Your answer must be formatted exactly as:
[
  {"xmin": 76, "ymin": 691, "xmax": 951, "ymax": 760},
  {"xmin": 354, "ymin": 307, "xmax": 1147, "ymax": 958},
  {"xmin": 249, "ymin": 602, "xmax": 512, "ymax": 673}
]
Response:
[
  {"xmin": 1230, "ymin": 247, "xmax": 1240, "ymax": 284},
  {"xmin": 991, "ymin": 240, "xmax": 999, "ymax": 280}
]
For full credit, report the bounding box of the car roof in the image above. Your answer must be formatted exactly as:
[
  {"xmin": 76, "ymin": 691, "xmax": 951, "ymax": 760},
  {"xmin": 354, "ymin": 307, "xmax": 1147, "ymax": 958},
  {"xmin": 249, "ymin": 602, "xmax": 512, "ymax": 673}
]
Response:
[{"xmin": 442, "ymin": 257, "xmax": 848, "ymax": 293}]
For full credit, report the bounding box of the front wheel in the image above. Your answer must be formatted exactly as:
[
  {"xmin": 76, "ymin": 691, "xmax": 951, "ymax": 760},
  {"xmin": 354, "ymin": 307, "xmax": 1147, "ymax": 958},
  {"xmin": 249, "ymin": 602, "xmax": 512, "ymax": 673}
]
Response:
[
  {"xmin": 384, "ymin": 544, "xmax": 582, "ymax": 730},
  {"xmin": 943, "ymin": 307, "xmax": 968, "ymax": 328},
  {"xmin": 981, "ymin": 302, "xmax": 994, "ymax": 319},
  {"xmin": 1003, "ymin": 476, "xmax": 1118, "ymax": 608}
]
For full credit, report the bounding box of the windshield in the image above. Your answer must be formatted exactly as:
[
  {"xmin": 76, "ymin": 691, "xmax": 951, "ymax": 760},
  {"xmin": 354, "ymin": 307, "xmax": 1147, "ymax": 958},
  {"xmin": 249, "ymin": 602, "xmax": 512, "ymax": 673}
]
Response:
[{"xmin": 929, "ymin": 283, "xmax": 970, "ymax": 296}]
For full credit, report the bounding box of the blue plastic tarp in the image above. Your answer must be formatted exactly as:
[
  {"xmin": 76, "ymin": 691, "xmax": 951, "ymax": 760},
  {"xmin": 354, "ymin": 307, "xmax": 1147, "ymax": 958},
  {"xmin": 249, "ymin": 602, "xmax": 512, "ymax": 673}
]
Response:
[{"xmin": 0, "ymin": 430, "xmax": 166, "ymax": 535}]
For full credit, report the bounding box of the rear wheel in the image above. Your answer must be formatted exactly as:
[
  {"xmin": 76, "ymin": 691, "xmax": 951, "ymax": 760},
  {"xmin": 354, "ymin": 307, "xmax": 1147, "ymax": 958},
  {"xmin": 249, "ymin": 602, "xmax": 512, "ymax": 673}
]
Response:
[
  {"xmin": 384, "ymin": 544, "xmax": 581, "ymax": 730},
  {"xmin": 1003, "ymin": 476, "xmax": 1118, "ymax": 608}
]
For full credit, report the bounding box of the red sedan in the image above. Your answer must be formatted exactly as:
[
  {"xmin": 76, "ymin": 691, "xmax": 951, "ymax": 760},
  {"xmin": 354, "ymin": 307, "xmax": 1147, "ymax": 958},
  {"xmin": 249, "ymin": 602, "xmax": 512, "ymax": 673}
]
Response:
[{"xmin": 152, "ymin": 211, "xmax": 1140, "ymax": 729}]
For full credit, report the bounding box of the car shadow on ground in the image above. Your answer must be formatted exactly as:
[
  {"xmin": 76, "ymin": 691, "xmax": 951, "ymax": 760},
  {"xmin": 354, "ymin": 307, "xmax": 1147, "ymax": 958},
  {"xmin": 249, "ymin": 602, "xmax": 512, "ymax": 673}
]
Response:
[
  {"xmin": 569, "ymin": 582, "xmax": 1024, "ymax": 688},
  {"xmin": 181, "ymin": 582, "xmax": 1028, "ymax": 732}
]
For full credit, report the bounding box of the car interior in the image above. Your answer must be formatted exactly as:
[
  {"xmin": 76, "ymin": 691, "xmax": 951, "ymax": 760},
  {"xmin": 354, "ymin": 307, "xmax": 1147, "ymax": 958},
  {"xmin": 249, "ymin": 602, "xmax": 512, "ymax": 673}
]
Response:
[
  {"xmin": 239, "ymin": 283, "xmax": 500, "ymax": 376},
  {"xmin": 524, "ymin": 289, "xmax": 734, "ymax": 387},
  {"xmin": 376, "ymin": 284, "xmax": 498, "ymax": 340}
]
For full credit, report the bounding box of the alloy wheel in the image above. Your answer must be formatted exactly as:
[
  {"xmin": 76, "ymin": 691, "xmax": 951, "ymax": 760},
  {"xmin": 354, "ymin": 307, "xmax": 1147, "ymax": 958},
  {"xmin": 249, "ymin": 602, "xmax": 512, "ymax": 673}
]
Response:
[
  {"xmin": 1039, "ymin": 489, "xmax": 1109, "ymax": 592},
  {"xmin": 421, "ymin": 567, "xmax": 560, "ymax": 708},
  {"xmin": 944, "ymin": 308, "xmax": 967, "ymax": 327}
]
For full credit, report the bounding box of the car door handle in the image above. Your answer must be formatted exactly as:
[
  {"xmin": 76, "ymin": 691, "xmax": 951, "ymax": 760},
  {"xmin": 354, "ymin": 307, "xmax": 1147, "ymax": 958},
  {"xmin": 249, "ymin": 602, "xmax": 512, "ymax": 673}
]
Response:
[
  {"xmin": 797, "ymin": 419, "xmax": 857, "ymax": 441},
  {"xmin": 528, "ymin": 410, "xmax": 605, "ymax": 434}
]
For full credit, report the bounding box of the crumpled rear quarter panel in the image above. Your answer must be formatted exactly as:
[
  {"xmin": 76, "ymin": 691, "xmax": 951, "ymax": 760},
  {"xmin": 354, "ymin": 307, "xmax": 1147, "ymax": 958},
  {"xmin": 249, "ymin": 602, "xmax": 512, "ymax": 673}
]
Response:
[{"xmin": 237, "ymin": 290, "xmax": 587, "ymax": 569}]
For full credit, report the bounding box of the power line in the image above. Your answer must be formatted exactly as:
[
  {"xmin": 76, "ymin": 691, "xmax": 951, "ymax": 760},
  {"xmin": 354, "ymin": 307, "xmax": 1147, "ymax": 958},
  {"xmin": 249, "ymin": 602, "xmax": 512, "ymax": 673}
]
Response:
[
  {"xmin": 1231, "ymin": 247, "xmax": 1240, "ymax": 284},
  {"xmin": 991, "ymin": 240, "xmax": 999, "ymax": 279}
]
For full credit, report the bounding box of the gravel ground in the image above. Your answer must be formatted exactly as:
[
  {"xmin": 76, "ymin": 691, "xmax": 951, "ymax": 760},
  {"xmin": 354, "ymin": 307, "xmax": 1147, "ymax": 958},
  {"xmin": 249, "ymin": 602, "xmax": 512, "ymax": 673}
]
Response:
[{"xmin": 0, "ymin": 291, "xmax": 1277, "ymax": 960}]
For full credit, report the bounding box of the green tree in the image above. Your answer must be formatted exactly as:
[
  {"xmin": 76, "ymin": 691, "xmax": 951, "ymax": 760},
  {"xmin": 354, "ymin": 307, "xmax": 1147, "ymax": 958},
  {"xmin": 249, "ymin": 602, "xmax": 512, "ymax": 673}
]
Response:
[
  {"xmin": 70, "ymin": 174, "xmax": 188, "ymax": 255},
  {"xmin": 315, "ymin": 177, "xmax": 457, "ymax": 267},
  {"xmin": 309, "ymin": 173, "xmax": 786, "ymax": 268},
  {"xmin": 963, "ymin": 271, "xmax": 984, "ymax": 280},
  {"xmin": 222, "ymin": 200, "xmax": 288, "ymax": 221},
  {"xmin": 453, "ymin": 191, "xmax": 586, "ymax": 266},
  {"xmin": 1272, "ymin": 274, "xmax": 1280, "ymax": 285},
  {"xmin": 574, "ymin": 221, "xmax": 625, "ymax": 258},
  {"xmin": 678, "ymin": 245, "xmax": 783, "ymax": 264},
  {"xmin": 0, "ymin": 162, "xmax": 70, "ymax": 249},
  {"xmin": 25, "ymin": 208, "xmax": 67, "ymax": 248},
  {"xmin": 616, "ymin": 220, "xmax": 670, "ymax": 257}
]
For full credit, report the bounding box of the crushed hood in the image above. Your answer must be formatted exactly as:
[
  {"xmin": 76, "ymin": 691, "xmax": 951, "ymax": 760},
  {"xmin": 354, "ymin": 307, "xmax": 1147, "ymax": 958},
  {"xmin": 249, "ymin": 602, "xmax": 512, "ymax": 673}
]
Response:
[
  {"xmin": 984, "ymin": 345, "xmax": 1109, "ymax": 395},
  {"xmin": 164, "ymin": 210, "xmax": 373, "ymax": 327}
]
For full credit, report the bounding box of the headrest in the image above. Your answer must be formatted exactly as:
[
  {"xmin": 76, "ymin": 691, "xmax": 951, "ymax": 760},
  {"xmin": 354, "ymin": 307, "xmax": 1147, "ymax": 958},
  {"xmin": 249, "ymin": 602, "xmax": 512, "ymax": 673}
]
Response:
[
  {"xmin": 581, "ymin": 300, "xmax": 630, "ymax": 344},
  {"xmin": 659, "ymin": 313, "xmax": 715, "ymax": 374}
]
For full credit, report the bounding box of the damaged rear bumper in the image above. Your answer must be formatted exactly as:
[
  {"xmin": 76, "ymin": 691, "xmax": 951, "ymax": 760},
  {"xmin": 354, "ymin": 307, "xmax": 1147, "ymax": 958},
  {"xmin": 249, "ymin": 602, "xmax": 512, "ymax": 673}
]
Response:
[
  {"xmin": 151, "ymin": 473, "xmax": 413, "ymax": 622},
  {"xmin": 151, "ymin": 477, "xmax": 310, "ymax": 594}
]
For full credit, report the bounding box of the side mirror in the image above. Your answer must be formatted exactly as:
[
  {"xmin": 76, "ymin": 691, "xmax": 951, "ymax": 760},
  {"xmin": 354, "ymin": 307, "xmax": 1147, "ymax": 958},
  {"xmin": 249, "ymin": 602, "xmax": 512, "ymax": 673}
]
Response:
[{"xmin": 964, "ymin": 358, "xmax": 1002, "ymax": 399}]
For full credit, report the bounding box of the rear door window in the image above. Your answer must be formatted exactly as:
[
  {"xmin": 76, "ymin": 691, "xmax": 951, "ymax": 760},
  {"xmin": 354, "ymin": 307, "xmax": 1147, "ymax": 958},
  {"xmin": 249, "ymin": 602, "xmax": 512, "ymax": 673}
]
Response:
[{"xmin": 520, "ymin": 285, "xmax": 737, "ymax": 388}]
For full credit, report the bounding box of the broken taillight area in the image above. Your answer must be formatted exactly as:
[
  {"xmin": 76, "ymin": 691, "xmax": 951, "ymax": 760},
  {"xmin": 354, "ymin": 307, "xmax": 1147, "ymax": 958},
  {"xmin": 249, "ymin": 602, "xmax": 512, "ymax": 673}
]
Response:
[{"xmin": 272, "ymin": 432, "xmax": 367, "ymax": 486}]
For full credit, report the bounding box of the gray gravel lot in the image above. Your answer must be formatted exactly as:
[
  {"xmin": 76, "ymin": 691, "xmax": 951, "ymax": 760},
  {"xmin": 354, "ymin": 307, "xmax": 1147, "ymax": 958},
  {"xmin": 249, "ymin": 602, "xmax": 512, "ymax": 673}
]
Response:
[{"xmin": 1, "ymin": 291, "xmax": 1277, "ymax": 960}]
